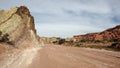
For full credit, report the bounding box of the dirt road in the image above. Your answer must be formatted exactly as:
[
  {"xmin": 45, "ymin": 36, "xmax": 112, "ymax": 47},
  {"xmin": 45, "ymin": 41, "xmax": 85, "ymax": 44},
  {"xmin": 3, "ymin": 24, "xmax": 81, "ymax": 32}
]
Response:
[
  {"xmin": 0, "ymin": 44, "xmax": 120, "ymax": 68},
  {"xmin": 28, "ymin": 44, "xmax": 120, "ymax": 68}
]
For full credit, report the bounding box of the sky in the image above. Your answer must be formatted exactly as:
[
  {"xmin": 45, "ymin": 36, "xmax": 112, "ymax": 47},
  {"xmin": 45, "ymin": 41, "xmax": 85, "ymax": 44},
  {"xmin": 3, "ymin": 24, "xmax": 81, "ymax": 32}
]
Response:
[{"xmin": 0, "ymin": 0, "xmax": 120, "ymax": 38}]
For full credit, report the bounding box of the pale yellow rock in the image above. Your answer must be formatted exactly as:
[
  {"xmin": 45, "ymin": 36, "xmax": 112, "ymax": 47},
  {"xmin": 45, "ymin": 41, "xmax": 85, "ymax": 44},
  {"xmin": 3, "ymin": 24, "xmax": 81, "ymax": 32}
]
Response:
[{"xmin": 0, "ymin": 6, "xmax": 39, "ymax": 46}]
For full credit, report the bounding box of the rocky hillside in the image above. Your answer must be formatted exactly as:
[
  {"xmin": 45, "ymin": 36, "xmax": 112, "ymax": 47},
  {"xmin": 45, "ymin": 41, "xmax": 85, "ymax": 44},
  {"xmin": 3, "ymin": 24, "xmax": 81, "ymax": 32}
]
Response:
[
  {"xmin": 0, "ymin": 6, "xmax": 39, "ymax": 46},
  {"xmin": 73, "ymin": 25, "xmax": 120, "ymax": 42},
  {"xmin": 39, "ymin": 37, "xmax": 60, "ymax": 44}
]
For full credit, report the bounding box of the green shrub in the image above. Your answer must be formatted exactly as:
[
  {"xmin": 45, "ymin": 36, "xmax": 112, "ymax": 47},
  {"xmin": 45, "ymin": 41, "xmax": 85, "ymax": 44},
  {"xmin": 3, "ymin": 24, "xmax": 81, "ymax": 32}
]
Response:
[
  {"xmin": 0, "ymin": 32, "xmax": 14, "ymax": 45},
  {"xmin": 94, "ymin": 40, "xmax": 101, "ymax": 43},
  {"xmin": 0, "ymin": 31, "xmax": 2, "ymax": 36},
  {"xmin": 110, "ymin": 39, "xmax": 120, "ymax": 42},
  {"xmin": 80, "ymin": 40, "xmax": 86, "ymax": 42},
  {"xmin": 75, "ymin": 43, "xmax": 82, "ymax": 47},
  {"xmin": 58, "ymin": 39, "xmax": 65, "ymax": 45}
]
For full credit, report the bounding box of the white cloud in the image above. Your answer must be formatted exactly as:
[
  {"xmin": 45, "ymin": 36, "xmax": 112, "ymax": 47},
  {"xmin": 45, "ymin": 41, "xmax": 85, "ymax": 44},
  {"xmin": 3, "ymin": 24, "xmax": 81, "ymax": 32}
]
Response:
[
  {"xmin": 0, "ymin": 0, "xmax": 120, "ymax": 37},
  {"xmin": 35, "ymin": 23, "xmax": 104, "ymax": 38}
]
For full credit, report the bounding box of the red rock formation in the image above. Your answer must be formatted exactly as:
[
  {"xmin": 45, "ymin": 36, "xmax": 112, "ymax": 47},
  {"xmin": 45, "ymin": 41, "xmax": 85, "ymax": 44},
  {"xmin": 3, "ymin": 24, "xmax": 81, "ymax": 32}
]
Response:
[{"xmin": 73, "ymin": 25, "xmax": 120, "ymax": 42}]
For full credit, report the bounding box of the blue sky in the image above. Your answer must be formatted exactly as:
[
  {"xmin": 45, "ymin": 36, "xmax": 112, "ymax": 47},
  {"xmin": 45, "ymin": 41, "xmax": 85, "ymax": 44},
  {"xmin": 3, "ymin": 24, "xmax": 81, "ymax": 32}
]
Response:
[{"xmin": 0, "ymin": 0, "xmax": 120, "ymax": 38}]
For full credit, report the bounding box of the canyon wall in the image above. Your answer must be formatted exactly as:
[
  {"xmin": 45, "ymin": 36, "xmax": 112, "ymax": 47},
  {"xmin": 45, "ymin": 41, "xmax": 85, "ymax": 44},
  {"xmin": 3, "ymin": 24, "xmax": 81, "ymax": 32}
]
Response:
[{"xmin": 0, "ymin": 6, "xmax": 39, "ymax": 46}]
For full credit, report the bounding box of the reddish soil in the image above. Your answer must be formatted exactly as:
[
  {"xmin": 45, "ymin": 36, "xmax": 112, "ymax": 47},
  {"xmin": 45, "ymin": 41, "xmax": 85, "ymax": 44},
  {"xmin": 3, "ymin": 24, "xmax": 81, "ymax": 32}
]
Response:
[
  {"xmin": 29, "ymin": 44, "xmax": 120, "ymax": 68},
  {"xmin": 0, "ymin": 44, "xmax": 120, "ymax": 68}
]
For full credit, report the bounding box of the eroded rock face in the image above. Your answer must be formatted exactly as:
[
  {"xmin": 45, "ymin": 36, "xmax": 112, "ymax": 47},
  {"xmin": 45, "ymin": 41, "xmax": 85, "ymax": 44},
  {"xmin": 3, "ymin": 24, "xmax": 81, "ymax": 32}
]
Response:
[
  {"xmin": 73, "ymin": 25, "xmax": 120, "ymax": 42},
  {"xmin": 0, "ymin": 6, "xmax": 39, "ymax": 46}
]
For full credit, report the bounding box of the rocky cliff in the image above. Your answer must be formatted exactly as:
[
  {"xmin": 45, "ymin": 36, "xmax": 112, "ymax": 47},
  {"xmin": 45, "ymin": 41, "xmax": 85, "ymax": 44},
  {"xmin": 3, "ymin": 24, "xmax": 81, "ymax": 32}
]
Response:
[
  {"xmin": 0, "ymin": 6, "xmax": 39, "ymax": 47},
  {"xmin": 73, "ymin": 25, "xmax": 120, "ymax": 42}
]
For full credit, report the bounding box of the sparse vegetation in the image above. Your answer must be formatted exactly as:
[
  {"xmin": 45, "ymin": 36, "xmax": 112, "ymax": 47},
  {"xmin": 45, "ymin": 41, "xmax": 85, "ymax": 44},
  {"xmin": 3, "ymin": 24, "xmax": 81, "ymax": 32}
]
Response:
[
  {"xmin": 52, "ymin": 39, "xmax": 120, "ymax": 51},
  {"xmin": 110, "ymin": 39, "xmax": 120, "ymax": 42},
  {"xmin": 74, "ymin": 42, "xmax": 82, "ymax": 47},
  {"xmin": 0, "ymin": 31, "xmax": 14, "ymax": 45},
  {"xmin": 58, "ymin": 39, "xmax": 65, "ymax": 45},
  {"xmin": 109, "ymin": 42, "xmax": 120, "ymax": 49}
]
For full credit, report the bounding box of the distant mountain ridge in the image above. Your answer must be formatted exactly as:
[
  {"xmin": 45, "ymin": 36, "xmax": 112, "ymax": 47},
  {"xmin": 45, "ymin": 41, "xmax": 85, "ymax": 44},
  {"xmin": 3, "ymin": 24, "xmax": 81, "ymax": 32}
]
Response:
[{"xmin": 73, "ymin": 25, "xmax": 120, "ymax": 42}]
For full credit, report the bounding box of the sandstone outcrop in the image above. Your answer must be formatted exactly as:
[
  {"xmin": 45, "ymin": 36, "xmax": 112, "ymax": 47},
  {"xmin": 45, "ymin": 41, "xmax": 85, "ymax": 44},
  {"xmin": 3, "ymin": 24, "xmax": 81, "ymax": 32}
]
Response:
[
  {"xmin": 39, "ymin": 37, "xmax": 60, "ymax": 44},
  {"xmin": 73, "ymin": 25, "xmax": 120, "ymax": 42},
  {"xmin": 0, "ymin": 6, "xmax": 39, "ymax": 47}
]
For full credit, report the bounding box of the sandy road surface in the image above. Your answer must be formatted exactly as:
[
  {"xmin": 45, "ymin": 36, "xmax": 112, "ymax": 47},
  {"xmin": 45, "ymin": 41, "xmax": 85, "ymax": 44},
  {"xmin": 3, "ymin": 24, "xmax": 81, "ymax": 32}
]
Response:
[
  {"xmin": 0, "ymin": 44, "xmax": 120, "ymax": 68},
  {"xmin": 28, "ymin": 44, "xmax": 120, "ymax": 68}
]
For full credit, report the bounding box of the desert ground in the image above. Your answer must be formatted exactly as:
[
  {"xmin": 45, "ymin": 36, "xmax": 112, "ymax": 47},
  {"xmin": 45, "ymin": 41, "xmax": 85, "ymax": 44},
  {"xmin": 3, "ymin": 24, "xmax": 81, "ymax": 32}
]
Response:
[
  {"xmin": 29, "ymin": 44, "xmax": 120, "ymax": 68},
  {"xmin": 1, "ymin": 44, "xmax": 120, "ymax": 68}
]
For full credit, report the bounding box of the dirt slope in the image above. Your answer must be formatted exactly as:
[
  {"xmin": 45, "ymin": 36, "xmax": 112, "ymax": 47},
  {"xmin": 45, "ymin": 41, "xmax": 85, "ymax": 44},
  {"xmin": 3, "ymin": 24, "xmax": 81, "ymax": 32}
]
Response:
[{"xmin": 0, "ymin": 45, "xmax": 42, "ymax": 68}]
